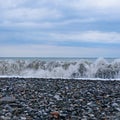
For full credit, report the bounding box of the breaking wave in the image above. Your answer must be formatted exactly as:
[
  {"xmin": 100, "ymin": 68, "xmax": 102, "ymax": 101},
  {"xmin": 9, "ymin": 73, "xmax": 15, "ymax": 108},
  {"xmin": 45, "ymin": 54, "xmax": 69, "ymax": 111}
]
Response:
[{"xmin": 0, "ymin": 58, "xmax": 120, "ymax": 79}]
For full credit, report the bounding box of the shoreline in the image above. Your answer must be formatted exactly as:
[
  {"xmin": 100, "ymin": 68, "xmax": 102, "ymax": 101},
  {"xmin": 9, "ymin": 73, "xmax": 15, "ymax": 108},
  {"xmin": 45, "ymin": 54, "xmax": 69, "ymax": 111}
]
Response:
[{"xmin": 0, "ymin": 76, "xmax": 120, "ymax": 81}]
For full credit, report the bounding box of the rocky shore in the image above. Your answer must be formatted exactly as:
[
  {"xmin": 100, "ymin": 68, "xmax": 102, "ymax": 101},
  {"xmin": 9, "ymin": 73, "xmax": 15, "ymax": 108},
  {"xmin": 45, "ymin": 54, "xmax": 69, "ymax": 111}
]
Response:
[{"xmin": 0, "ymin": 78, "xmax": 120, "ymax": 120}]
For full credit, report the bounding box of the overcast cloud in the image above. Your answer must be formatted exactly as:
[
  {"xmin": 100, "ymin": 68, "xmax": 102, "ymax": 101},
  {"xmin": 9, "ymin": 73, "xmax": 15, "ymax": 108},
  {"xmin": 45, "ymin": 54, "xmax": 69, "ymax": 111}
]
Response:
[{"xmin": 0, "ymin": 0, "xmax": 120, "ymax": 57}]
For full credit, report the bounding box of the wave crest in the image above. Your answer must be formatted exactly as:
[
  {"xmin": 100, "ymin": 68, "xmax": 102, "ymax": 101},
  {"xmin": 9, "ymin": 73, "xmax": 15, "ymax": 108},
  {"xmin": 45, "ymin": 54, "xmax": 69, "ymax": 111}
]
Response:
[{"xmin": 0, "ymin": 58, "xmax": 120, "ymax": 79}]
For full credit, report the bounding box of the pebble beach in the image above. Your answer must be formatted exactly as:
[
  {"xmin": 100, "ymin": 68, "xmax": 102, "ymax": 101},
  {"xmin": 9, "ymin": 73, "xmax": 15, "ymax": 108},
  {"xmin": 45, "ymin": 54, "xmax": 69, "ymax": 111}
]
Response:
[{"xmin": 0, "ymin": 78, "xmax": 120, "ymax": 120}]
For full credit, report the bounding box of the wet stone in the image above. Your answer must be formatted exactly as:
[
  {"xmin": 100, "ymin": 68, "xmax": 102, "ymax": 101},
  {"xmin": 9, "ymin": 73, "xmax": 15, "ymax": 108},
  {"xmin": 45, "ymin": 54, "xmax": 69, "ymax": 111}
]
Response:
[{"xmin": 0, "ymin": 96, "xmax": 16, "ymax": 103}]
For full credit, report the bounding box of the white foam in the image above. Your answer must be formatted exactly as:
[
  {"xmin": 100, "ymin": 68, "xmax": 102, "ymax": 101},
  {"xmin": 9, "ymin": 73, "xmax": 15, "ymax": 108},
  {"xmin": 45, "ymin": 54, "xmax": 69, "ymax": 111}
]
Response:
[{"xmin": 0, "ymin": 58, "xmax": 120, "ymax": 79}]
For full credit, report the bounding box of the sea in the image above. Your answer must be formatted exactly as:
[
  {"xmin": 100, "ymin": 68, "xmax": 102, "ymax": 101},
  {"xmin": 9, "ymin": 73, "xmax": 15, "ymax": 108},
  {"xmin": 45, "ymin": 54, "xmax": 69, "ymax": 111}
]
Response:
[{"xmin": 0, "ymin": 57, "xmax": 120, "ymax": 80}]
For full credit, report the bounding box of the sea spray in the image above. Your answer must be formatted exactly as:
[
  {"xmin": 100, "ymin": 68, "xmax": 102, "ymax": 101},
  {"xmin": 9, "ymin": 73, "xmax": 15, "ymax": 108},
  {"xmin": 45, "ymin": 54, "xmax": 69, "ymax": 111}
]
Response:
[{"xmin": 0, "ymin": 58, "xmax": 120, "ymax": 79}]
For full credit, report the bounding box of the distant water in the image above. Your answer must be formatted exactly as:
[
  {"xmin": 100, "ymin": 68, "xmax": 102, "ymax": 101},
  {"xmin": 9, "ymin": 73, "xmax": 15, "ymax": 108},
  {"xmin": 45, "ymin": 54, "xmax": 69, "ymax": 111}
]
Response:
[
  {"xmin": 0, "ymin": 57, "xmax": 120, "ymax": 79},
  {"xmin": 0, "ymin": 57, "xmax": 96, "ymax": 61},
  {"xmin": 0, "ymin": 57, "xmax": 116, "ymax": 62}
]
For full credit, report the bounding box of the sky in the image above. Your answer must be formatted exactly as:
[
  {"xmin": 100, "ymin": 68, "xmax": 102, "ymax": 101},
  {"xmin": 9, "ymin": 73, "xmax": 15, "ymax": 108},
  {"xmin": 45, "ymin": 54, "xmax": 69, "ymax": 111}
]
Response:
[{"xmin": 0, "ymin": 0, "xmax": 120, "ymax": 57}]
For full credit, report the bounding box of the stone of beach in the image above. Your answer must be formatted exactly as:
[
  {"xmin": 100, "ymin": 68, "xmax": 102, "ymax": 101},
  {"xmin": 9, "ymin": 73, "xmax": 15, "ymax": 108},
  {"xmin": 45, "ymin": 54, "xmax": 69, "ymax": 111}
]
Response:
[
  {"xmin": 0, "ymin": 96, "xmax": 16, "ymax": 103},
  {"xmin": 0, "ymin": 78, "xmax": 120, "ymax": 120}
]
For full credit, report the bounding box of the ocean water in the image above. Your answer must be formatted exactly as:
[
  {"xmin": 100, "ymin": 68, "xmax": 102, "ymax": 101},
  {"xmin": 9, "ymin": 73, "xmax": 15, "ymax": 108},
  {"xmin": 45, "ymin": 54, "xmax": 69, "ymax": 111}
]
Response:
[{"xmin": 0, "ymin": 57, "xmax": 120, "ymax": 79}]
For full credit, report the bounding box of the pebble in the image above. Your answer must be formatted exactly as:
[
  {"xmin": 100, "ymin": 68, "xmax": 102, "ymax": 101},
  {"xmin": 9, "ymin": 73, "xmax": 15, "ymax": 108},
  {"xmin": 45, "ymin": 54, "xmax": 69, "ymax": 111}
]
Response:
[
  {"xmin": 20, "ymin": 116, "xmax": 26, "ymax": 120},
  {"xmin": 54, "ymin": 95, "xmax": 61, "ymax": 100},
  {"xmin": 0, "ymin": 96, "xmax": 16, "ymax": 103},
  {"xmin": 0, "ymin": 78, "xmax": 120, "ymax": 120}
]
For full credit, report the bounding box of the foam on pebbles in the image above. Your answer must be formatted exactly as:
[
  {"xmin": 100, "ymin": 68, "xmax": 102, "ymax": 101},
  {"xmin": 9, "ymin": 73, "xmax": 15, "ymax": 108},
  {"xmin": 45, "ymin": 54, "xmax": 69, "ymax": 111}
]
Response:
[{"xmin": 0, "ymin": 78, "xmax": 120, "ymax": 120}]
